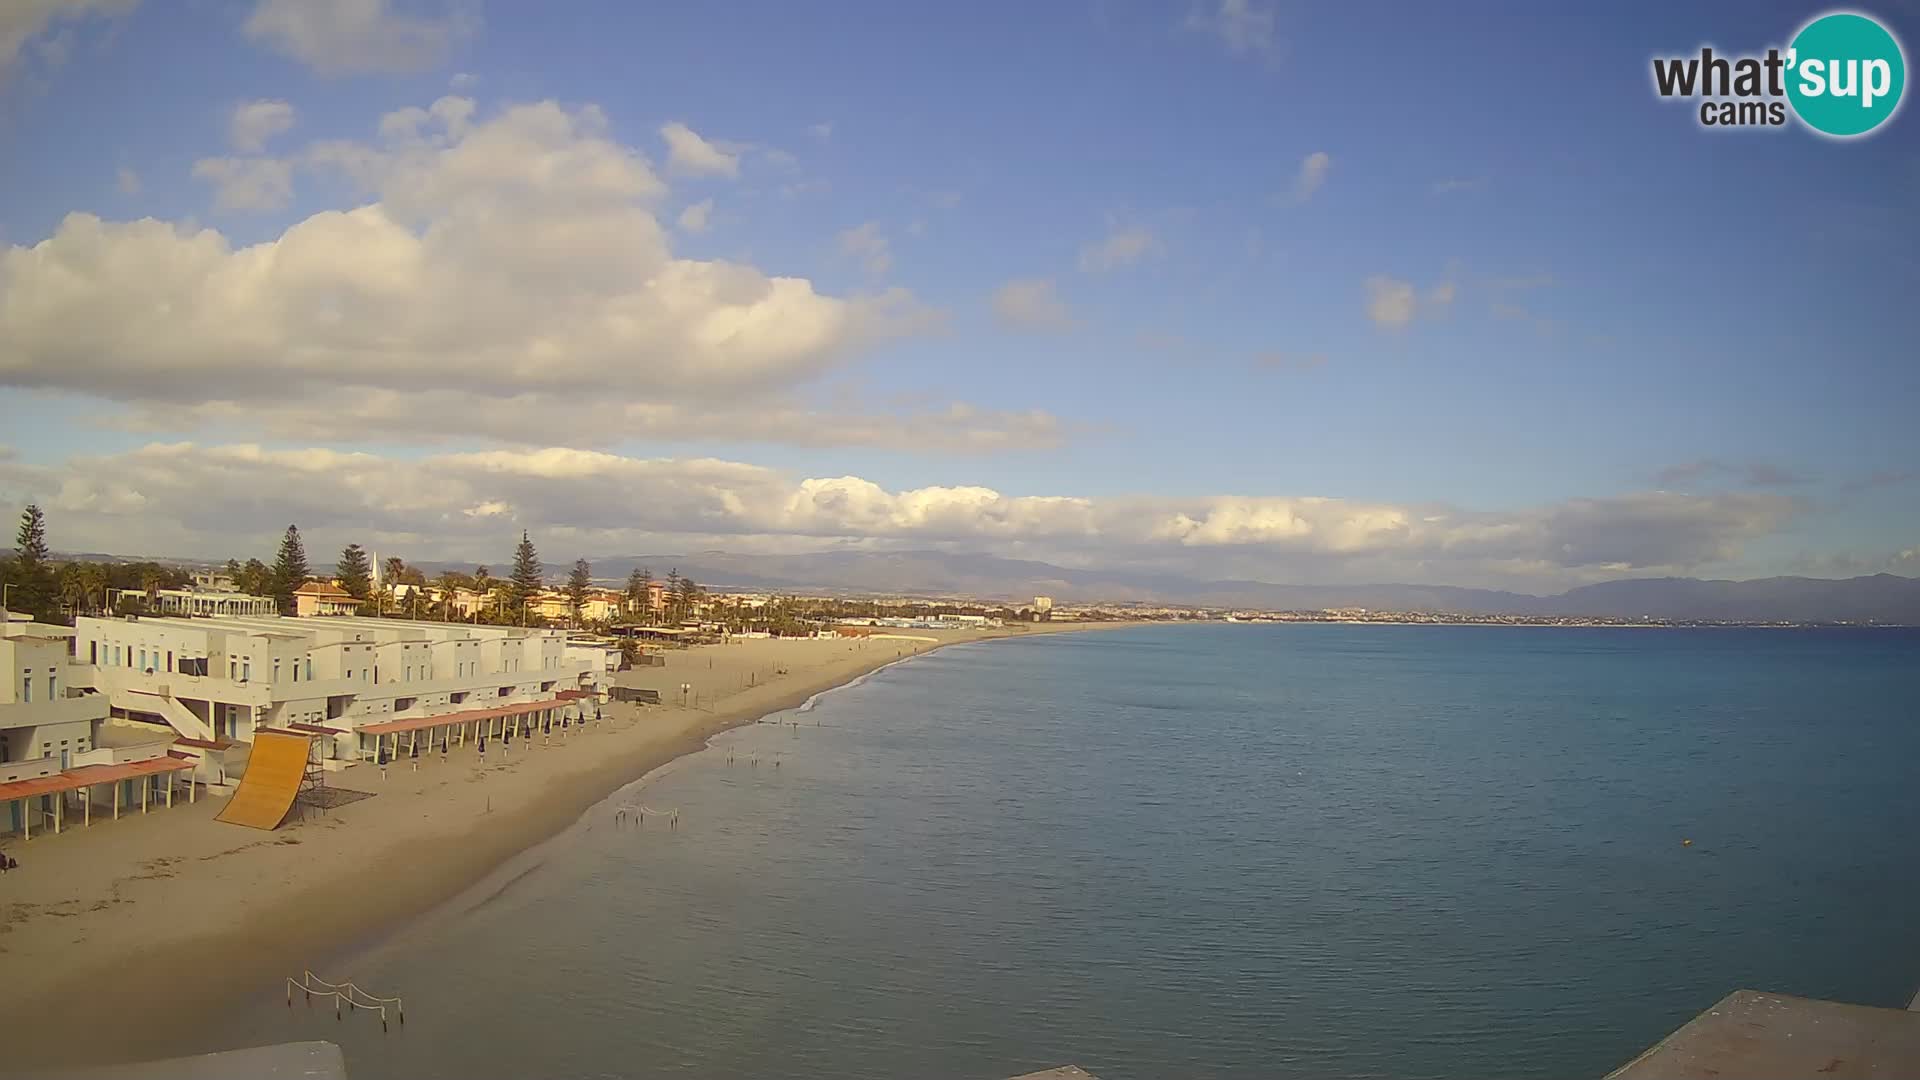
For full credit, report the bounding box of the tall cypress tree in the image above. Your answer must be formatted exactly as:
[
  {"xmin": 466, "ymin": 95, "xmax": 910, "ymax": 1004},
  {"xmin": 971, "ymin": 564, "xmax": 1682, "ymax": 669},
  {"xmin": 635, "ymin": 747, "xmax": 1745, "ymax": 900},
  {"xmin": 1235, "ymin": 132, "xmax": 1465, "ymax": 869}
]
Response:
[
  {"xmin": 337, "ymin": 543, "xmax": 373, "ymax": 600},
  {"xmin": 8, "ymin": 504, "xmax": 56, "ymax": 621},
  {"xmin": 567, "ymin": 558, "xmax": 593, "ymax": 621},
  {"xmin": 509, "ymin": 531, "xmax": 543, "ymax": 621},
  {"xmin": 271, "ymin": 525, "xmax": 309, "ymax": 615}
]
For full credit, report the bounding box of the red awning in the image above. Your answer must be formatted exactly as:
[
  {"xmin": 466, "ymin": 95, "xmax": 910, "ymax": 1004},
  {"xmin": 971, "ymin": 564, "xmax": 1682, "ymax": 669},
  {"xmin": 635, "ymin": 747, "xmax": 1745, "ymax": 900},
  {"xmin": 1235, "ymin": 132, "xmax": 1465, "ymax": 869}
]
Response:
[
  {"xmin": 0, "ymin": 755, "xmax": 197, "ymax": 803},
  {"xmin": 356, "ymin": 697, "xmax": 572, "ymax": 737}
]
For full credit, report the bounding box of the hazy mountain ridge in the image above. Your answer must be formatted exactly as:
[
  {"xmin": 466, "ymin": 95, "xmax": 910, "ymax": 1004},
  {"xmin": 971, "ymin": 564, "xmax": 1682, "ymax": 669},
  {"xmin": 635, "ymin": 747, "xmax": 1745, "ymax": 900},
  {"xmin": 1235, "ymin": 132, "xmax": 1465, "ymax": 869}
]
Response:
[{"xmin": 556, "ymin": 552, "xmax": 1920, "ymax": 623}]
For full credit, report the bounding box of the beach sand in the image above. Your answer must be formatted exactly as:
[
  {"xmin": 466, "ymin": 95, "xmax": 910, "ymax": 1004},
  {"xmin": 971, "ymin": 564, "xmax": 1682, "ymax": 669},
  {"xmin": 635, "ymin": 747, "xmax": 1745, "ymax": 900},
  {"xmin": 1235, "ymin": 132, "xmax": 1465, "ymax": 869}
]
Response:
[{"xmin": 0, "ymin": 624, "xmax": 1120, "ymax": 1070}]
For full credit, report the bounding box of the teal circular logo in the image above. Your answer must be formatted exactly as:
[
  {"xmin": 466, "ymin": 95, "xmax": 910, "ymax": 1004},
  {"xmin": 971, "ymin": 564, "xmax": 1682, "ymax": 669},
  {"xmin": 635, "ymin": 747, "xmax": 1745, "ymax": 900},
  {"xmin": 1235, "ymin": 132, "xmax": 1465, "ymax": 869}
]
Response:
[{"xmin": 1787, "ymin": 12, "xmax": 1906, "ymax": 137}]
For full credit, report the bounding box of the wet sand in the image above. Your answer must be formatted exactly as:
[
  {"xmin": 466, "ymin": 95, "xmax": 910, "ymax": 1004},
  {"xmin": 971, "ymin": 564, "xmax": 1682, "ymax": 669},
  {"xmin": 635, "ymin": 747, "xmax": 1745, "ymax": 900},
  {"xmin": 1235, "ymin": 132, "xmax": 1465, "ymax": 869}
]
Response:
[{"xmin": 0, "ymin": 624, "xmax": 1124, "ymax": 1070}]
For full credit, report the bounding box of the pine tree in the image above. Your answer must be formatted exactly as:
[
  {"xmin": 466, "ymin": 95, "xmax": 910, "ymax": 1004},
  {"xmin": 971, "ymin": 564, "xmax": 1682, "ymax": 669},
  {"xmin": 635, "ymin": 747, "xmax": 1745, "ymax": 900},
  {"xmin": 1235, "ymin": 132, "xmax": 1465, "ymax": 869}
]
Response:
[
  {"xmin": 223, "ymin": 558, "xmax": 242, "ymax": 582},
  {"xmin": 509, "ymin": 532, "xmax": 543, "ymax": 622},
  {"xmin": 7, "ymin": 504, "xmax": 57, "ymax": 620},
  {"xmin": 676, "ymin": 574, "xmax": 700, "ymax": 623},
  {"xmin": 271, "ymin": 525, "xmax": 309, "ymax": 615},
  {"xmin": 337, "ymin": 543, "xmax": 373, "ymax": 601},
  {"xmin": 664, "ymin": 568, "xmax": 681, "ymax": 623},
  {"xmin": 625, "ymin": 567, "xmax": 651, "ymax": 622},
  {"xmin": 238, "ymin": 558, "xmax": 271, "ymax": 596},
  {"xmin": 567, "ymin": 559, "xmax": 592, "ymax": 622}
]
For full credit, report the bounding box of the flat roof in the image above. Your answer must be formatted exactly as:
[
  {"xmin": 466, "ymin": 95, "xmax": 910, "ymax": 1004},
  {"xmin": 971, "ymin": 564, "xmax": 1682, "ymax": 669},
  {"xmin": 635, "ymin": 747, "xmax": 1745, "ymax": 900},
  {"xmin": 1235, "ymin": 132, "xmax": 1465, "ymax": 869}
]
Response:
[
  {"xmin": 357, "ymin": 696, "xmax": 574, "ymax": 737},
  {"xmin": 0, "ymin": 753, "xmax": 195, "ymax": 803},
  {"xmin": 1608, "ymin": 990, "xmax": 1920, "ymax": 1079}
]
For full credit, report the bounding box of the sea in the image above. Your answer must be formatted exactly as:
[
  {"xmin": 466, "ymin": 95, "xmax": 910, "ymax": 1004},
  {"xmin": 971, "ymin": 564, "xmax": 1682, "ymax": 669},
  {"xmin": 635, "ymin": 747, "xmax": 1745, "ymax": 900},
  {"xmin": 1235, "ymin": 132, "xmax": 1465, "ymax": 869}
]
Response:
[{"xmin": 220, "ymin": 624, "xmax": 1920, "ymax": 1079}]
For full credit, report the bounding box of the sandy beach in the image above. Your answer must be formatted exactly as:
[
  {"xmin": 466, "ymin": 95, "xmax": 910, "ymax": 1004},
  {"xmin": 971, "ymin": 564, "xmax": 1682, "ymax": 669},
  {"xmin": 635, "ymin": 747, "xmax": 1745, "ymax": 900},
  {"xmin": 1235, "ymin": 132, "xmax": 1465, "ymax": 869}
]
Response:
[{"xmin": 0, "ymin": 623, "xmax": 1122, "ymax": 1071}]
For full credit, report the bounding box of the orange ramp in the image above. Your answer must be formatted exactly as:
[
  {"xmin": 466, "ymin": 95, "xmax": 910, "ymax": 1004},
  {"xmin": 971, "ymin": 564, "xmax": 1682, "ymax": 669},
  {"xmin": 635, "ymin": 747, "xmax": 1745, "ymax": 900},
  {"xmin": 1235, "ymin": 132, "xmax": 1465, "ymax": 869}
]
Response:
[{"xmin": 216, "ymin": 730, "xmax": 313, "ymax": 830}]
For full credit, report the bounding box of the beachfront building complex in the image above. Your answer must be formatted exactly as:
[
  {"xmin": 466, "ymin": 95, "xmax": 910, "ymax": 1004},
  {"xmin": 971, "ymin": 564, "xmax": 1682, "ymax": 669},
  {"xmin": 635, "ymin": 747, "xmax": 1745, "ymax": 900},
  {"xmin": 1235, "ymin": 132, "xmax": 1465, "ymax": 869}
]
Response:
[
  {"xmin": 71, "ymin": 614, "xmax": 608, "ymax": 765},
  {"xmin": 1, "ymin": 619, "xmax": 109, "ymax": 778}
]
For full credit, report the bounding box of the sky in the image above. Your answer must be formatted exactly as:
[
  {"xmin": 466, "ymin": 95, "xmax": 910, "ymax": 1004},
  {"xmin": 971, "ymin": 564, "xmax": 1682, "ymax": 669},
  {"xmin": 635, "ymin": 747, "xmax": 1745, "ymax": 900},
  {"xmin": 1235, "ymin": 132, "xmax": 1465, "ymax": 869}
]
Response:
[{"xmin": 0, "ymin": 0, "xmax": 1916, "ymax": 591}]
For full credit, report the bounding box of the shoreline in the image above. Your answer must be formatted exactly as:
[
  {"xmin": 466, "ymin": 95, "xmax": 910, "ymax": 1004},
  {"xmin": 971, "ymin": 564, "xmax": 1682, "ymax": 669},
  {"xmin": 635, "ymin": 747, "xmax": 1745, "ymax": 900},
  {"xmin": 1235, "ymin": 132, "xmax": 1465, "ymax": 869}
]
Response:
[{"xmin": 0, "ymin": 622, "xmax": 1136, "ymax": 1071}]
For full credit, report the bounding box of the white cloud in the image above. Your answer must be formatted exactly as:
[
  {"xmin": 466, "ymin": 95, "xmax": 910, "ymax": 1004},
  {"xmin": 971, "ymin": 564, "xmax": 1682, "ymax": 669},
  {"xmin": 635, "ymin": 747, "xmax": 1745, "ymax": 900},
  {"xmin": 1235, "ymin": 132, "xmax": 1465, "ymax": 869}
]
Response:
[
  {"xmin": 115, "ymin": 166, "xmax": 140, "ymax": 194},
  {"xmin": 1078, "ymin": 222, "xmax": 1158, "ymax": 272},
  {"xmin": 677, "ymin": 198, "xmax": 713, "ymax": 233},
  {"xmin": 0, "ymin": 0, "xmax": 137, "ymax": 80},
  {"xmin": 659, "ymin": 120, "xmax": 740, "ymax": 177},
  {"xmin": 992, "ymin": 278, "xmax": 1074, "ymax": 332},
  {"xmin": 838, "ymin": 221, "xmax": 892, "ymax": 275},
  {"xmin": 449, "ymin": 70, "xmax": 476, "ymax": 90},
  {"xmin": 1185, "ymin": 0, "xmax": 1275, "ymax": 56},
  {"xmin": 1288, "ymin": 151, "xmax": 1330, "ymax": 203},
  {"xmin": 229, "ymin": 99, "xmax": 295, "ymax": 152},
  {"xmin": 1365, "ymin": 276, "xmax": 1418, "ymax": 329},
  {"xmin": 1, "ymin": 99, "xmax": 933, "ymax": 431},
  {"xmin": 807, "ymin": 121, "xmax": 832, "ymax": 140},
  {"xmin": 243, "ymin": 0, "xmax": 475, "ymax": 75},
  {"xmin": 1366, "ymin": 269, "xmax": 1456, "ymax": 329},
  {"xmin": 0, "ymin": 443, "xmax": 1797, "ymax": 584},
  {"xmin": 191, "ymin": 156, "xmax": 294, "ymax": 212}
]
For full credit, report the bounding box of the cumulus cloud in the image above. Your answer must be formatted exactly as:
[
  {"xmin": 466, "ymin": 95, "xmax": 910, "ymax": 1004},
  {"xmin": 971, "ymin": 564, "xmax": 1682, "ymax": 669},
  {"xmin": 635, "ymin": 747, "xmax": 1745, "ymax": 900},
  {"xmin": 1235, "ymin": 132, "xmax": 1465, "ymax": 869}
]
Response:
[
  {"xmin": 1185, "ymin": 0, "xmax": 1275, "ymax": 56},
  {"xmin": 191, "ymin": 156, "xmax": 294, "ymax": 212},
  {"xmin": 1365, "ymin": 276, "xmax": 1418, "ymax": 329},
  {"xmin": 243, "ymin": 0, "xmax": 475, "ymax": 75},
  {"xmin": 1288, "ymin": 151, "xmax": 1330, "ymax": 203},
  {"xmin": 0, "ymin": 0, "xmax": 137, "ymax": 80},
  {"xmin": 1078, "ymin": 222, "xmax": 1158, "ymax": 272},
  {"xmin": 230, "ymin": 99, "xmax": 295, "ymax": 152},
  {"xmin": 677, "ymin": 198, "xmax": 713, "ymax": 233},
  {"xmin": 1366, "ymin": 269, "xmax": 1455, "ymax": 329},
  {"xmin": 1, "ymin": 99, "xmax": 938, "ymax": 437},
  {"xmin": 0, "ymin": 444, "xmax": 1796, "ymax": 583},
  {"xmin": 992, "ymin": 278, "xmax": 1074, "ymax": 332},
  {"xmin": 837, "ymin": 221, "xmax": 892, "ymax": 275},
  {"xmin": 660, "ymin": 121, "xmax": 740, "ymax": 177}
]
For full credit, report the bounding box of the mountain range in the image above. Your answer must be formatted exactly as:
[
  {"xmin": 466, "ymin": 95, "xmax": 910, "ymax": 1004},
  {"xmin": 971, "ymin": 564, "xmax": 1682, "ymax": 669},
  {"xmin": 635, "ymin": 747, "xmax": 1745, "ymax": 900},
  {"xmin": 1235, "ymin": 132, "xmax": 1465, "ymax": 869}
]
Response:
[{"xmin": 504, "ymin": 551, "xmax": 1919, "ymax": 624}]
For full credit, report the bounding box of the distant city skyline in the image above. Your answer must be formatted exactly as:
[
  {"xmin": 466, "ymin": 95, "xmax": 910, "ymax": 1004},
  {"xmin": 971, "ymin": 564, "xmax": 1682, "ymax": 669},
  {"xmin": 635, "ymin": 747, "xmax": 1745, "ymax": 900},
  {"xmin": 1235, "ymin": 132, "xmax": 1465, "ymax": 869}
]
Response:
[{"xmin": 1, "ymin": 0, "xmax": 1915, "ymax": 590}]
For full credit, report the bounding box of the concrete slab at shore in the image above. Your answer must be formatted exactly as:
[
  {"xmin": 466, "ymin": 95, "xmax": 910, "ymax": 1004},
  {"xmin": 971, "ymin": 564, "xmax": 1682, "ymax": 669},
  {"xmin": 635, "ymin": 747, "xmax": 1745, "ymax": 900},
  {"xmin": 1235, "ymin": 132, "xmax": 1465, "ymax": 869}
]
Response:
[
  {"xmin": 1008, "ymin": 1070, "xmax": 1100, "ymax": 1080},
  {"xmin": 1608, "ymin": 990, "xmax": 1920, "ymax": 1079}
]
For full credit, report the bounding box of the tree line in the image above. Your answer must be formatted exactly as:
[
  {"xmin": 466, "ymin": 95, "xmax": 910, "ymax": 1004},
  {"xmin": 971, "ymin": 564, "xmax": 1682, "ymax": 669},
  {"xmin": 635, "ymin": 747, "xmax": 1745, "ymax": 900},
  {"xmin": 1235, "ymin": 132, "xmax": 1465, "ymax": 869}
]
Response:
[{"xmin": 1, "ymin": 506, "xmax": 719, "ymax": 632}]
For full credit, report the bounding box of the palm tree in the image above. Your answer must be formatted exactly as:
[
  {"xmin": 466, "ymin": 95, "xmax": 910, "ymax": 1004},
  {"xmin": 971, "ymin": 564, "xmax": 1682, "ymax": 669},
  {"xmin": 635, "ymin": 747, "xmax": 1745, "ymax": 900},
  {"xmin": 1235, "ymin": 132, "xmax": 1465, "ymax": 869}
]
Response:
[{"xmin": 58, "ymin": 562, "xmax": 91, "ymax": 618}]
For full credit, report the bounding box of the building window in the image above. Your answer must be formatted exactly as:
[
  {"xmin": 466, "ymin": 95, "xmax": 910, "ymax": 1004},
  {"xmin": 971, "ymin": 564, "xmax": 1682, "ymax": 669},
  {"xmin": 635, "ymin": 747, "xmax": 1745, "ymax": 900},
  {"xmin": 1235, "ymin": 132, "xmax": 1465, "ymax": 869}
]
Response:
[
  {"xmin": 305, "ymin": 658, "xmax": 313, "ymax": 681},
  {"xmin": 48, "ymin": 674, "xmax": 57, "ymax": 699},
  {"xmin": 139, "ymin": 649, "xmax": 147, "ymax": 671},
  {"xmin": 242, "ymin": 660, "xmax": 251, "ymax": 682},
  {"xmin": 229, "ymin": 658, "xmax": 237, "ymax": 679},
  {"xmin": 167, "ymin": 650, "xmax": 174, "ymax": 672},
  {"xmin": 21, "ymin": 676, "xmax": 30, "ymax": 703},
  {"xmin": 275, "ymin": 658, "xmax": 283, "ymax": 683},
  {"xmin": 90, "ymin": 642, "xmax": 98, "ymax": 665}
]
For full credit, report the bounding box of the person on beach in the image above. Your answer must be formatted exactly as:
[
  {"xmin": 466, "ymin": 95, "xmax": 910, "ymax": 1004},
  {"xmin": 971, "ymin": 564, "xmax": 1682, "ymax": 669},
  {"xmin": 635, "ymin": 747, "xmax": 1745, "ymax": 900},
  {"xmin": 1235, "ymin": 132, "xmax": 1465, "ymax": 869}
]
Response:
[{"xmin": 478, "ymin": 736, "xmax": 487, "ymax": 765}]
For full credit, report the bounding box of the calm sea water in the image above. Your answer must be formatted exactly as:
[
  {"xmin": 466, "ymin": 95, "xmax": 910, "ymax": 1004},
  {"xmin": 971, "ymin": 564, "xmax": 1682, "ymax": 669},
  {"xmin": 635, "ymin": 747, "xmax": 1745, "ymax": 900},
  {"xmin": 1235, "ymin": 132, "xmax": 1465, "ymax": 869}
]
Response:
[{"xmin": 225, "ymin": 625, "xmax": 1920, "ymax": 1079}]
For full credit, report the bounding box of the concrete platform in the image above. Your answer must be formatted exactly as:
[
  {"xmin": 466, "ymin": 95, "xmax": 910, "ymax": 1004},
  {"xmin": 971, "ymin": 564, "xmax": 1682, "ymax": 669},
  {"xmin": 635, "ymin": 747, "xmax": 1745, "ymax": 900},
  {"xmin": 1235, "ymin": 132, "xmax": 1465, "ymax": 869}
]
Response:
[
  {"xmin": 1008, "ymin": 1071, "xmax": 1099, "ymax": 1080},
  {"xmin": 1608, "ymin": 990, "xmax": 1920, "ymax": 1079}
]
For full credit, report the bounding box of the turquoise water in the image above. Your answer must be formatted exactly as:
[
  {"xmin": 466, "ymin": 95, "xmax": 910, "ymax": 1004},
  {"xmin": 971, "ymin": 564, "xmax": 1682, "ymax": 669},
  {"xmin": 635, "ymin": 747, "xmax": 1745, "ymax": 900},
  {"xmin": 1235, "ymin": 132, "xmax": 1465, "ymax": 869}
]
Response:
[{"xmin": 228, "ymin": 625, "xmax": 1920, "ymax": 1078}]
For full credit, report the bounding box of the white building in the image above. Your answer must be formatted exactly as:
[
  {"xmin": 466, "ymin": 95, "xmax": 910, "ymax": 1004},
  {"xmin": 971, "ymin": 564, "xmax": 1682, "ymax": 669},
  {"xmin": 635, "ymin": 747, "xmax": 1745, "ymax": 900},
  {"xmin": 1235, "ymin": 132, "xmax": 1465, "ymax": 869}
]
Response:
[
  {"xmin": 2, "ymin": 619, "xmax": 109, "ymax": 777},
  {"xmin": 1033, "ymin": 596, "xmax": 1054, "ymax": 614},
  {"xmin": 115, "ymin": 587, "xmax": 278, "ymax": 618},
  {"xmin": 72, "ymin": 613, "xmax": 605, "ymax": 765}
]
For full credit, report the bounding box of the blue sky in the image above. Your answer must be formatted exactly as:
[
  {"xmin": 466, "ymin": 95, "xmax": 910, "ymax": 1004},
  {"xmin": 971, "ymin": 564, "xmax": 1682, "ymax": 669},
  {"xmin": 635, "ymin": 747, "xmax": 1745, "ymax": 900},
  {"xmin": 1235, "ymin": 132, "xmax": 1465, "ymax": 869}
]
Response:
[{"xmin": 0, "ymin": 0, "xmax": 1915, "ymax": 589}]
